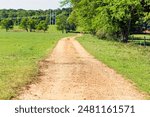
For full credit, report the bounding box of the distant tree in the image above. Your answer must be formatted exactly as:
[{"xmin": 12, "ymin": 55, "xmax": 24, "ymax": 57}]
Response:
[
  {"xmin": 67, "ymin": 10, "xmax": 77, "ymax": 32},
  {"xmin": 65, "ymin": 22, "xmax": 76, "ymax": 33},
  {"xmin": 0, "ymin": 8, "xmax": 74, "ymax": 32},
  {"xmin": 56, "ymin": 11, "xmax": 76, "ymax": 33},
  {"xmin": 20, "ymin": 18, "xmax": 28, "ymax": 32},
  {"xmin": 28, "ymin": 18, "xmax": 36, "ymax": 32},
  {"xmin": 56, "ymin": 12, "xmax": 68, "ymax": 33},
  {"xmin": 1, "ymin": 10, "xmax": 8, "ymax": 18},
  {"xmin": 36, "ymin": 20, "xmax": 49, "ymax": 32},
  {"xmin": 45, "ymin": 16, "xmax": 50, "ymax": 25},
  {"xmin": 1, "ymin": 19, "xmax": 14, "ymax": 32}
]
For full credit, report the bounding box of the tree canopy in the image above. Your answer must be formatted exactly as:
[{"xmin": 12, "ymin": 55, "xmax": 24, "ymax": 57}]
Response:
[
  {"xmin": 62, "ymin": 0, "xmax": 150, "ymax": 42},
  {"xmin": 0, "ymin": 8, "xmax": 71, "ymax": 32},
  {"xmin": 0, "ymin": 18, "xmax": 14, "ymax": 31},
  {"xmin": 56, "ymin": 10, "xmax": 76, "ymax": 33}
]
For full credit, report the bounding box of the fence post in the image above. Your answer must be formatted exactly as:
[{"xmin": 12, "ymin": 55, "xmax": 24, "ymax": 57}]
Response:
[
  {"xmin": 144, "ymin": 36, "xmax": 146, "ymax": 47},
  {"xmin": 132, "ymin": 35, "xmax": 134, "ymax": 42}
]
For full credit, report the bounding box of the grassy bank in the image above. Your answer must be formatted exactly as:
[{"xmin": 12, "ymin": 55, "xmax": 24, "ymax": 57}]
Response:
[
  {"xmin": 78, "ymin": 34, "xmax": 150, "ymax": 96},
  {"xmin": 0, "ymin": 26, "xmax": 73, "ymax": 99}
]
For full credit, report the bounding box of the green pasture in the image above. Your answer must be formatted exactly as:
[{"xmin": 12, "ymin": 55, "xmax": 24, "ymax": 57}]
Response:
[{"xmin": 0, "ymin": 25, "xmax": 73, "ymax": 99}]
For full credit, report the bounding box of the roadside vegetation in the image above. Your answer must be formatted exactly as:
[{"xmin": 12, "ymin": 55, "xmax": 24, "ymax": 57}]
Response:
[
  {"xmin": 78, "ymin": 34, "xmax": 150, "ymax": 96},
  {"xmin": 0, "ymin": 26, "xmax": 73, "ymax": 99},
  {"xmin": 62, "ymin": 0, "xmax": 150, "ymax": 42}
]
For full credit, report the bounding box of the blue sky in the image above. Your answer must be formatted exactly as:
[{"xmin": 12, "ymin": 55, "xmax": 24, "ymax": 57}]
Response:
[{"xmin": 0, "ymin": 0, "xmax": 61, "ymax": 10}]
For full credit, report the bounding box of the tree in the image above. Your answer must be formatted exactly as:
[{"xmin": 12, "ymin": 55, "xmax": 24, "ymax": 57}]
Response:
[
  {"xmin": 0, "ymin": 19, "xmax": 14, "ymax": 31},
  {"xmin": 56, "ymin": 11, "xmax": 76, "ymax": 33},
  {"xmin": 28, "ymin": 18, "xmax": 36, "ymax": 32},
  {"xmin": 36, "ymin": 20, "xmax": 49, "ymax": 32},
  {"xmin": 1, "ymin": 10, "xmax": 8, "ymax": 18},
  {"xmin": 63, "ymin": 0, "xmax": 149, "ymax": 42},
  {"xmin": 20, "ymin": 18, "xmax": 29, "ymax": 32},
  {"xmin": 56, "ymin": 12, "xmax": 68, "ymax": 33},
  {"xmin": 67, "ymin": 10, "xmax": 78, "ymax": 29},
  {"xmin": 0, "ymin": 8, "xmax": 73, "ymax": 31},
  {"xmin": 142, "ymin": 0, "xmax": 150, "ymax": 30}
]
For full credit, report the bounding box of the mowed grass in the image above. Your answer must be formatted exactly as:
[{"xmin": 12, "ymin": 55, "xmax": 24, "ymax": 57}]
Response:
[
  {"xmin": 78, "ymin": 34, "xmax": 150, "ymax": 97},
  {"xmin": 0, "ymin": 26, "xmax": 74, "ymax": 99}
]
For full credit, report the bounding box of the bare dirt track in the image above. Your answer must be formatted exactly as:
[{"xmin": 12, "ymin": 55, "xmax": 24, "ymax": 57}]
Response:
[{"xmin": 17, "ymin": 35, "xmax": 145, "ymax": 100}]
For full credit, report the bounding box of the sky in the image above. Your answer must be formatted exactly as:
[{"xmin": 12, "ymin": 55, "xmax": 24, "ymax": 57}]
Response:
[{"xmin": 0, "ymin": 0, "xmax": 61, "ymax": 10}]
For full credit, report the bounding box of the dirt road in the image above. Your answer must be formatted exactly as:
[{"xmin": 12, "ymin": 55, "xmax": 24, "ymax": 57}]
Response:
[{"xmin": 18, "ymin": 35, "xmax": 144, "ymax": 100}]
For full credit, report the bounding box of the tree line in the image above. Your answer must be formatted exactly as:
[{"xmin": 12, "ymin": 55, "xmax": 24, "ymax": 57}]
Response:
[
  {"xmin": 62, "ymin": 0, "xmax": 150, "ymax": 42},
  {"xmin": 0, "ymin": 8, "xmax": 72, "ymax": 32}
]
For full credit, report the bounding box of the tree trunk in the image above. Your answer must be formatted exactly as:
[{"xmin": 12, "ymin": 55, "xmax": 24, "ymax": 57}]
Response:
[
  {"xmin": 122, "ymin": 29, "xmax": 129, "ymax": 43},
  {"xmin": 123, "ymin": 33, "xmax": 129, "ymax": 43},
  {"xmin": 122, "ymin": 6, "xmax": 133, "ymax": 43},
  {"xmin": 26, "ymin": 28, "xmax": 28, "ymax": 32}
]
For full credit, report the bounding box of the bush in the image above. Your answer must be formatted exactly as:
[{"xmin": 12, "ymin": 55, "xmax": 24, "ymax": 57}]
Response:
[{"xmin": 96, "ymin": 30, "xmax": 107, "ymax": 39}]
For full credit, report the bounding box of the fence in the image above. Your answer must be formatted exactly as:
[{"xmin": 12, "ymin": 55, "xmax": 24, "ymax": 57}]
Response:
[{"xmin": 130, "ymin": 34, "xmax": 150, "ymax": 47}]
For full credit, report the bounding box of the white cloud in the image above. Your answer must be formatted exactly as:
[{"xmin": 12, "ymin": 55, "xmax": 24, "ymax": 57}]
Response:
[{"xmin": 0, "ymin": 0, "xmax": 61, "ymax": 10}]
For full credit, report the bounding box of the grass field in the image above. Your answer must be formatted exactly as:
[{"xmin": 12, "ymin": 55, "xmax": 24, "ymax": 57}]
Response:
[
  {"xmin": 78, "ymin": 34, "xmax": 150, "ymax": 97},
  {"xmin": 0, "ymin": 25, "xmax": 73, "ymax": 99}
]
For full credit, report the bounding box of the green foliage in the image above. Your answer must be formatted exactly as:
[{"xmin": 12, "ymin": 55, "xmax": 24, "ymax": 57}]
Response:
[
  {"xmin": 0, "ymin": 8, "xmax": 73, "ymax": 32},
  {"xmin": 56, "ymin": 12, "xmax": 68, "ymax": 33},
  {"xmin": 36, "ymin": 20, "xmax": 49, "ymax": 32},
  {"xmin": 60, "ymin": 0, "xmax": 71, "ymax": 7},
  {"xmin": 20, "ymin": 18, "xmax": 28, "ymax": 32},
  {"xmin": 64, "ymin": 0, "xmax": 150, "ymax": 42},
  {"xmin": 28, "ymin": 18, "xmax": 36, "ymax": 32},
  {"xmin": 20, "ymin": 18, "xmax": 49, "ymax": 32},
  {"xmin": 67, "ymin": 10, "xmax": 78, "ymax": 26},
  {"xmin": 0, "ymin": 19, "xmax": 14, "ymax": 31},
  {"xmin": 56, "ymin": 11, "xmax": 76, "ymax": 33}
]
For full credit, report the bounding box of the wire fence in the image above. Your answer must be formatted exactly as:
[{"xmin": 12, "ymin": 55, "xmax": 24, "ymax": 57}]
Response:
[{"xmin": 130, "ymin": 35, "xmax": 150, "ymax": 47}]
